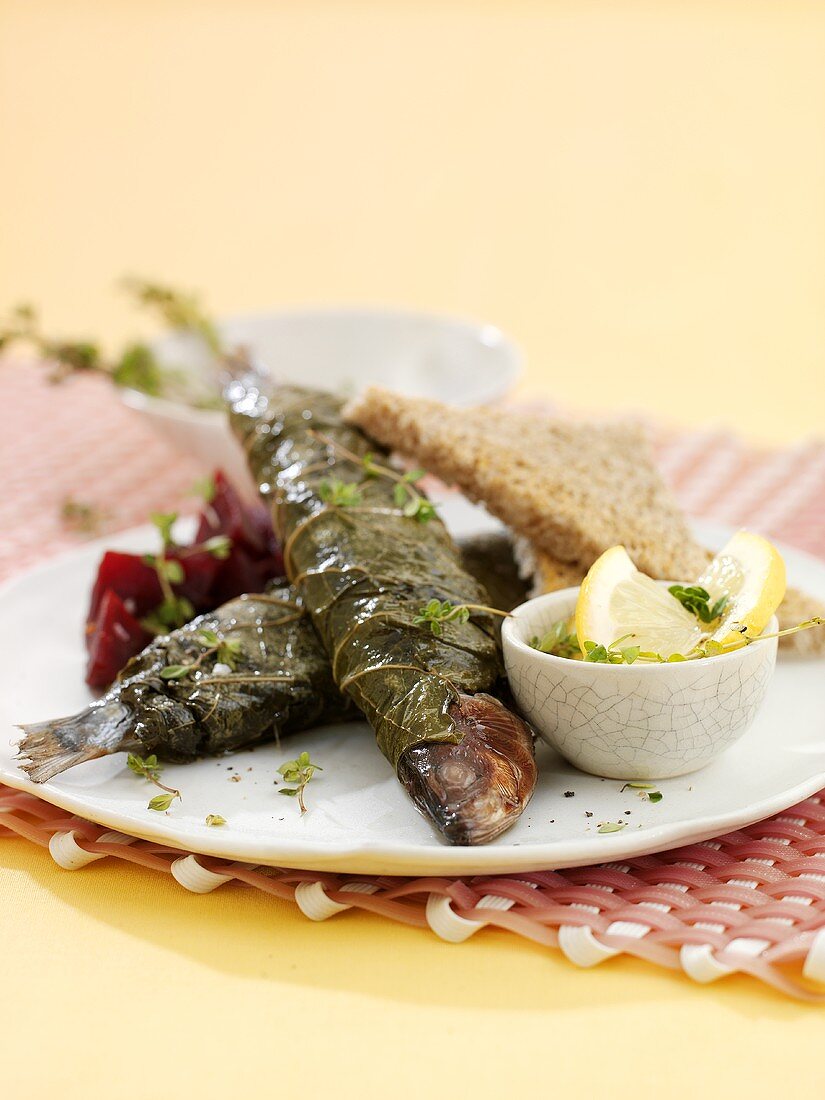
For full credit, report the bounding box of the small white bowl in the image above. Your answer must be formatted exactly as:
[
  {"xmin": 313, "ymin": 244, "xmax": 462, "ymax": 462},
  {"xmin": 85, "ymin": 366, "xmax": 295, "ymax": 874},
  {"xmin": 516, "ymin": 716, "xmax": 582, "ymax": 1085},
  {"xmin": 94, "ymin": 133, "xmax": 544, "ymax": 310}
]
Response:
[
  {"xmin": 119, "ymin": 308, "xmax": 522, "ymax": 493},
  {"xmin": 502, "ymin": 587, "xmax": 778, "ymax": 780}
]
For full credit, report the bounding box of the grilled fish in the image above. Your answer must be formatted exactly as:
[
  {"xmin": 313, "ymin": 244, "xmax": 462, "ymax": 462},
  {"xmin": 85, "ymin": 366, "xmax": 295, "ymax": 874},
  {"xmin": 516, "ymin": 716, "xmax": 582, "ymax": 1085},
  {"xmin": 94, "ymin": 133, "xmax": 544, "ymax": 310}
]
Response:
[
  {"xmin": 228, "ymin": 382, "xmax": 537, "ymax": 845},
  {"xmin": 18, "ymin": 587, "xmax": 353, "ymax": 782}
]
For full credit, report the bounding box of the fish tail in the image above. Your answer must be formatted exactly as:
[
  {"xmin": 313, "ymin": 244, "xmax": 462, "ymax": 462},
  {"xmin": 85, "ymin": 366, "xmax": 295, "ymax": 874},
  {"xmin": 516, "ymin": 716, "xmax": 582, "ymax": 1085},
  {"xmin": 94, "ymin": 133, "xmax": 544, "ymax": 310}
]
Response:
[{"xmin": 16, "ymin": 700, "xmax": 134, "ymax": 783}]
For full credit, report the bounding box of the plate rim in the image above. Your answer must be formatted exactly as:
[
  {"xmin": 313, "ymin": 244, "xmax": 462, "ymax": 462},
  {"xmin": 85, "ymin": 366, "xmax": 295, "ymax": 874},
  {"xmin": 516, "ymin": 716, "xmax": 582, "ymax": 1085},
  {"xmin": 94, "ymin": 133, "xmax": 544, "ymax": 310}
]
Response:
[{"xmin": 1, "ymin": 516, "xmax": 823, "ymax": 875}]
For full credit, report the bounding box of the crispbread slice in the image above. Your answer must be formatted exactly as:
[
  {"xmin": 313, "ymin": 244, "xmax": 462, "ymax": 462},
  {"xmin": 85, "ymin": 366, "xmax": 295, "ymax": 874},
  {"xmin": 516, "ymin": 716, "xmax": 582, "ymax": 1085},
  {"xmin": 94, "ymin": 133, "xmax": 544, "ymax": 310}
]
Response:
[
  {"xmin": 346, "ymin": 386, "xmax": 824, "ymax": 655},
  {"xmin": 345, "ymin": 386, "xmax": 710, "ymax": 578},
  {"xmin": 775, "ymin": 587, "xmax": 825, "ymax": 655}
]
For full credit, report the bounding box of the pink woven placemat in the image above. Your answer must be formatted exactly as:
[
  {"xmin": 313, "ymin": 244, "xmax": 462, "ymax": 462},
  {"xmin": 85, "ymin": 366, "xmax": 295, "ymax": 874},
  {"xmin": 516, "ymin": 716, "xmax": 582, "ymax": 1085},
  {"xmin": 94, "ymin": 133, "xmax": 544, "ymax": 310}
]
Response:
[{"xmin": 3, "ymin": 362, "xmax": 825, "ymax": 1001}]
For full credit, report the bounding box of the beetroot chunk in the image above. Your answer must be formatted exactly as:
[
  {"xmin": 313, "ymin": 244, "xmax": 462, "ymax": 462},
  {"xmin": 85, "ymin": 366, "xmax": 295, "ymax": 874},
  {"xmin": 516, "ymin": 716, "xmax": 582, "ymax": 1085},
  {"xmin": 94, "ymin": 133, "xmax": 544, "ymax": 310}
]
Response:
[
  {"xmin": 195, "ymin": 471, "xmax": 284, "ymax": 598},
  {"xmin": 169, "ymin": 548, "xmax": 220, "ymax": 611},
  {"xmin": 83, "ymin": 471, "xmax": 284, "ymax": 686},
  {"xmin": 85, "ymin": 589, "xmax": 152, "ymax": 688},
  {"xmin": 87, "ymin": 551, "xmax": 162, "ymax": 627}
]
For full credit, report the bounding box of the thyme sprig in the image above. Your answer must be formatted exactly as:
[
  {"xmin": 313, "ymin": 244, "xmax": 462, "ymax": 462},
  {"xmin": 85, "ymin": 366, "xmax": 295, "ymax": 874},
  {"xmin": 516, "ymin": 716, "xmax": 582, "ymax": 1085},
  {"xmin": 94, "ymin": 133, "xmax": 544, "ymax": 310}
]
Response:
[
  {"xmin": 530, "ymin": 620, "xmax": 581, "ymax": 658},
  {"xmin": 160, "ymin": 628, "xmax": 243, "ymax": 681},
  {"xmin": 583, "ymin": 634, "xmax": 641, "ymax": 665},
  {"xmin": 127, "ymin": 753, "xmax": 181, "ymax": 811},
  {"xmin": 190, "ymin": 475, "xmax": 216, "ymax": 503},
  {"xmin": 533, "ymin": 616, "xmax": 824, "ymax": 665},
  {"xmin": 309, "ymin": 431, "xmax": 438, "ymax": 524},
  {"xmin": 686, "ymin": 617, "xmax": 825, "ymax": 658},
  {"xmin": 277, "ymin": 751, "xmax": 322, "ymax": 813},
  {"xmin": 140, "ymin": 512, "xmax": 232, "ymax": 635},
  {"xmin": 622, "ymin": 782, "xmax": 663, "ymax": 803},
  {"xmin": 0, "ymin": 302, "xmax": 165, "ymax": 392},
  {"xmin": 60, "ymin": 498, "xmax": 109, "ymax": 536},
  {"xmin": 121, "ymin": 277, "xmax": 221, "ymax": 354},
  {"xmin": 0, "ymin": 279, "xmax": 223, "ymax": 398},
  {"xmin": 319, "ymin": 478, "xmax": 363, "ymax": 508},
  {"xmin": 669, "ymin": 584, "xmax": 729, "ymax": 624},
  {"xmin": 414, "ymin": 598, "xmax": 509, "ymax": 636}
]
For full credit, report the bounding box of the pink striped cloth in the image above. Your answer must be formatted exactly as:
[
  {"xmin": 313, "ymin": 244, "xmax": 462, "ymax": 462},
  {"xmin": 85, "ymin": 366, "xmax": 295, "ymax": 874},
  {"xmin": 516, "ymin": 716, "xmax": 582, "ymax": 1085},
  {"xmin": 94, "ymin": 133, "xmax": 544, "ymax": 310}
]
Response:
[
  {"xmin": 0, "ymin": 364, "xmax": 201, "ymax": 581},
  {"xmin": 2, "ymin": 361, "xmax": 825, "ymax": 1001},
  {"xmin": 3, "ymin": 364, "xmax": 824, "ymax": 580}
]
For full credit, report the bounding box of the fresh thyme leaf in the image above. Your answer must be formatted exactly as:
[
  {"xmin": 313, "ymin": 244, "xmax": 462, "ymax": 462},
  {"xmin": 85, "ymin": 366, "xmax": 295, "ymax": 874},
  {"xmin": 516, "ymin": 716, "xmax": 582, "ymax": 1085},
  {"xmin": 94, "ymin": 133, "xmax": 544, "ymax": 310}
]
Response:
[
  {"xmin": 583, "ymin": 641, "xmax": 609, "ymax": 663},
  {"xmin": 669, "ymin": 584, "xmax": 729, "ymax": 624},
  {"xmin": 191, "ymin": 475, "xmax": 216, "ymax": 502},
  {"xmin": 121, "ymin": 276, "xmax": 221, "ymax": 354},
  {"xmin": 530, "ymin": 619, "xmax": 581, "ymax": 658},
  {"xmin": 128, "ymin": 753, "xmax": 181, "ymax": 807},
  {"xmin": 409, "ymin": 499, "xmax": 437, "ymax": 524},
  {"xmin": 148, "ymin": 792, "xmax": 175, "ymax": 812},
  {"xmin": 319, "ymin": 478, "xmax": 362, "ymax": 507},
  {"xmin": 141, "ymin": 594, "xmax": 195, "ymax": 635},
  {"xmin": 205, "ymin": 814, "xmax": 226, "ymax": 826},
  {"xmin": 160, "ymin": 664, "xmax": 191, "ymax": 680},
  {"xmin": 276, "ymin": 752, "xmax": 322, "ymax": 813},
  {"xmin": 127, "ymin": 753, "xmax": 161, "ymax": 780},
  {"xmin": 310, "ymin": 430, "xmax": 436, "ymax": 523},
  {"xmin": 202, "ymin": 534, "xmax": 232, "ymax": 559},
  {"xmin": 157, "ymin": 557, "xmax": 185, "ymax": 584},
  {"xmin": 391, "ymin": 476, "xmax": 436, "ymax": 522},
  {"xmin": 150, "ymin": 511, "xmax": 178, "ymax": 549},
  {"xmin": 597, "ymin": 821, "xmax": 627, "ymax": 834},
  {"xmin": 582, "ymin": 635, "xmax": 643, "ymax": 664},
  {"xmin": 413, "ymin": 600, "xmax": 470, "ymax": 634},
  {"xmin": 217, "ymin": 638, "xmax": 243, "ymax": 668},
  {"xmin": 710, "ymin": 596, "xmax": 729, "ymax": 619},
  {"xmin": 111, "ymin": 342, "xmax": 165, "ymax": 396},
  {"xmin": 60, "ymin": 498, "xmax": 108, "ymax": 535},
  {"xmin": 622, "ymin": 781, "xmax": 663, "ymax": 802},
  {"xmin": 361, "ymin": 453, "xmax": 381, "ymax": 479},
  {"xmin": 0, "ymin": 302, "xmax": 108, "ymax": 382},
  {"xmin": 158, "ymin": 630, "xmax": 244, "ymax": 682}
]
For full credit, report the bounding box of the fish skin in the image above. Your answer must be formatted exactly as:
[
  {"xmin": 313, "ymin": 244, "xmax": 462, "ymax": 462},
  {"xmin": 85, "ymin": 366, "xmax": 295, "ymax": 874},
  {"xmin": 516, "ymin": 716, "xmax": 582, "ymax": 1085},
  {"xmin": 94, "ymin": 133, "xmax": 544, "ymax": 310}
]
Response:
[
  {"xmin": 17, "ymin": 587, "xmax": 354, "ymax": 783},
  {"xmin": 228, "ymin": 381, "xmax": 537, "ymax": 844}
]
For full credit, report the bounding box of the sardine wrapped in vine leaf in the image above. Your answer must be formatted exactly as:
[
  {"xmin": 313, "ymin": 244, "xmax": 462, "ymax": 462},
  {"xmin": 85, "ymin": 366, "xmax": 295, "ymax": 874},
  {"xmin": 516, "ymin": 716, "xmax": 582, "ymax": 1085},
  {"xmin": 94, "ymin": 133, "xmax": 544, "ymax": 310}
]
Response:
[
  {"xmin": 18, "ymin": 586, "xmax": 353, "ymax": 782},
  {"xmin": 229, "ymin": 382, "xmax": 536, "ymax": 845}
]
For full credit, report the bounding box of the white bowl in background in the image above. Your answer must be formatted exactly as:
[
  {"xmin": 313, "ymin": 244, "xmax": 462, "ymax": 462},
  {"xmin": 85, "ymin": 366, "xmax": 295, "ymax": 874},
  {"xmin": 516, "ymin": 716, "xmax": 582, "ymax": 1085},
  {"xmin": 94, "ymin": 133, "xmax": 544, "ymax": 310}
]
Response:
[
  {"xmin": 502, "ymin": 586, "xmax": 779, "ymax": 780},
  {"xmin": 119, "ymin": 308, "xmax": 522, "ymax": 492}
]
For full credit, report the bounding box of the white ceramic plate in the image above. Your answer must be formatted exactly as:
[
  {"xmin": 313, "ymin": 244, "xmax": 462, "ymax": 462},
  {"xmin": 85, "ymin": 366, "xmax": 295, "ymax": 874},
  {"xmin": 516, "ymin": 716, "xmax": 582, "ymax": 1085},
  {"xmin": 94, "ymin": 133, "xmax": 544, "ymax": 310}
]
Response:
[{"xmin": 1, "ymin": 505, "xmax": 824, "ymax": 875}]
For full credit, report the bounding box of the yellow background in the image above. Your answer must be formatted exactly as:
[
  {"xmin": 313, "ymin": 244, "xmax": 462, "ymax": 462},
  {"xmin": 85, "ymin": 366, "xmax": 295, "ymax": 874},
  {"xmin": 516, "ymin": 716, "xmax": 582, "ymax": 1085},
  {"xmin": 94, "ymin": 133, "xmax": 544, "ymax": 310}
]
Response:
[
  {"xmin": 2, "ymin": 0, "xmax": 825, "ymax": 443},
  {"xmin": 2, "ymin": 3, "xmax": 825, "ymax": 1097}
]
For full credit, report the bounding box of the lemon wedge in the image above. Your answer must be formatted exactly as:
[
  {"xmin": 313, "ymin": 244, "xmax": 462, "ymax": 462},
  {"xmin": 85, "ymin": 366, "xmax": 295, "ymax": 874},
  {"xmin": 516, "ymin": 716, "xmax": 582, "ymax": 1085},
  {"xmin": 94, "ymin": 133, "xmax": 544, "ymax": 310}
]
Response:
[
  {"xmin": 575, "ymin": 545, "xmax": 704, "ymax": 658},
  {"xmin": 697, "ymin": 531, "xmax": 786, "ymax": 646},
  {"xmin": 575, "ymin": 533, "xmax": 786, "ymax": 659}
]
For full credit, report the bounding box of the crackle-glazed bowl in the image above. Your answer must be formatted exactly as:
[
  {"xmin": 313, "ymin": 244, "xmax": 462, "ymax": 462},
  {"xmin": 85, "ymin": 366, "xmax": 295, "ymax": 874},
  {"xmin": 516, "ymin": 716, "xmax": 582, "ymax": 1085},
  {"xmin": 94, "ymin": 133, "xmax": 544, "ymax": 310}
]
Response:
[{"xmin": 502, "ymin": 587, "xmax": 779, "ymax": 780}]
